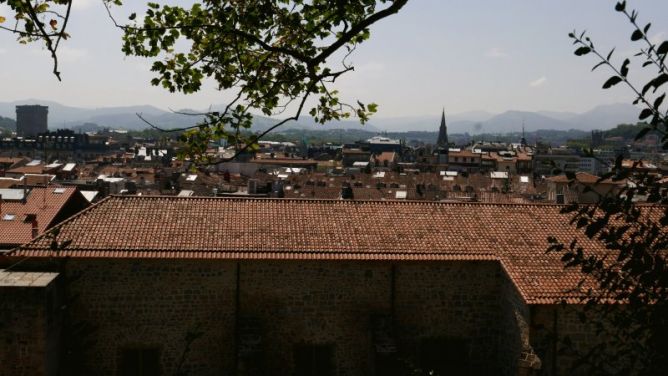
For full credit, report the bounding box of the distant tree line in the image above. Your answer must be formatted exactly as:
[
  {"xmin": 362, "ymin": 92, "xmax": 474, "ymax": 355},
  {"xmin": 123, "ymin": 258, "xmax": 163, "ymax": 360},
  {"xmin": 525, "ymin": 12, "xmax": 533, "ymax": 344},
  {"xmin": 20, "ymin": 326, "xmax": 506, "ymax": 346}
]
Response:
[{"xmin": 0, "ymin": 115, "xmax": 16, "ymax": 132}]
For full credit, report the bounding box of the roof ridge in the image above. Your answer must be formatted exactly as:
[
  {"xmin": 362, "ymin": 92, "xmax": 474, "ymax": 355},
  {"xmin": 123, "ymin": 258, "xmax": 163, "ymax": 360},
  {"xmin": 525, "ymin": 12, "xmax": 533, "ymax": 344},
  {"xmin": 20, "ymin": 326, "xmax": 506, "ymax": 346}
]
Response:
[
  {"xmin": 17, "ymin": 245, "xmax": 499, "ymax": 257},
  {"xmin": 108, "ymin": 194, "xmax": 571, "ymax": 207}
]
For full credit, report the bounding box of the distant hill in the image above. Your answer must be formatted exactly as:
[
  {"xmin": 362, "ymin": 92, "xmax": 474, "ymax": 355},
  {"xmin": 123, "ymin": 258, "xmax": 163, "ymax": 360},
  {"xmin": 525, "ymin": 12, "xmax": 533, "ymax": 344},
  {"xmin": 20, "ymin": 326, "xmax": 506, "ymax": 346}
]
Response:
[
  {"xmin": 475, "ymin": 110, "xmax": 573, "ymax": 133},
  {"xmin": 0, "ymin": 115, "xmax": 15, "ymax": 131},
  {"xmin": 329, "ymin": 104, "xmax": 639, "ymax": 134},
  {"xmin": 568, "ymin": 103, "xmax": 639, "ymax": 130},
  {"xmin": 536, "ymin": 110, "xmax": 579, "ymax": 122},
  {"xmin": 0, "ymin": 100, "xmax": 641, "ymax": 135},
  {"xmin": 0, "ymin": 99, "xmax": 379, "ymax": 132}
]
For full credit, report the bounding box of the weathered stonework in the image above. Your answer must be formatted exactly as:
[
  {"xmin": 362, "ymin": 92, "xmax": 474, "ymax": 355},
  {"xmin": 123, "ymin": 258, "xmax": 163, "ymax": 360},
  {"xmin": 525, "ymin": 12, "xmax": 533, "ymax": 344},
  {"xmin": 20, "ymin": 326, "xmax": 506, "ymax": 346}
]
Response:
[
  {"xmin": 0, "ymin": 270, "xmax": 60, "ymax": 376},
  {"xmin": 33, "ymin": 259, "xmax": 518, "ymax": 375},
  {"xmin": 1, "ymin": 258, "xmax": 620, "ymax": 376}
]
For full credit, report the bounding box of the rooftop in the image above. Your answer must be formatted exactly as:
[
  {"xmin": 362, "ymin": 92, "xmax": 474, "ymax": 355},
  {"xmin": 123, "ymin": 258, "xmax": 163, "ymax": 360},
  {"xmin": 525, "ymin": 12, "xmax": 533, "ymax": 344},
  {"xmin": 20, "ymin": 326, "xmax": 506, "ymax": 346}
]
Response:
[
  {"xmin": 0, "ymin": 186, "xmax": 81, "ymax": 247},
  {"xmin": 12, "ymin": 195, "xmax": 618, "ymax": 304},
  {"xmin": 546, "ymin": 172, "xmax": 624, "ymax": 185}
]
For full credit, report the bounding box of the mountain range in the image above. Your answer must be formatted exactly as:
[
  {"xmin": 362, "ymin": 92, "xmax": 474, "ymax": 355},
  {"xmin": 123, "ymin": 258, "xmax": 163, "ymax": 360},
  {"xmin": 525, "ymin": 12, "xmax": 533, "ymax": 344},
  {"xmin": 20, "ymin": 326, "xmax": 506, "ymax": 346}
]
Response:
[
  {"xmin": 367, "ymin": 103, "xmax": 641, "ymax": 134},
  {"xmin": 0, "ymin": 99, "xmax": 641, "ymax": 135}
]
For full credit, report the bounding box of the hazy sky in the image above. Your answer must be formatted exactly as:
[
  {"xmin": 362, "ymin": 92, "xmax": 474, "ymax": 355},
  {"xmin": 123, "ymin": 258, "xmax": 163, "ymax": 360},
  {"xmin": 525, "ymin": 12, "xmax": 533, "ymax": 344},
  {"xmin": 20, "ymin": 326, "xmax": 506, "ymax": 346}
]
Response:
[{"xmin": 1, "ymin": 0, "xmax": 667, "ymax": 117}]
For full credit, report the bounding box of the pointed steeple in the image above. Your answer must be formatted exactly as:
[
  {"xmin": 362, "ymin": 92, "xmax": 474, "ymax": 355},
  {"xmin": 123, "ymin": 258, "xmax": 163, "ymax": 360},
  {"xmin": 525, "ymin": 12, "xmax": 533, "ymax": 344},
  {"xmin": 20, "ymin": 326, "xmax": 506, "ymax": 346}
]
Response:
[
  {"xmin": 520, "ymin": 119, "xmax": 527, "ymax": 147},
  {"xmin": 437, "ymin": 108, "xmax": 448, "ymax": 149}
]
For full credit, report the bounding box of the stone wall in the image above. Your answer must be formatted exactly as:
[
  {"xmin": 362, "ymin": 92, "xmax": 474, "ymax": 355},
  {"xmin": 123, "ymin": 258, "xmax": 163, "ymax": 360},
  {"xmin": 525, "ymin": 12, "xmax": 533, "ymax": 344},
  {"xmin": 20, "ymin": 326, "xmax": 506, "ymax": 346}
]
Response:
[
  {"xmin": 55, "ymin": 259, "xmax": 515, "ymax": 375},
  {"xmin": 0, "ymin": 274, "xmax": 60, "ymax": 376},
  {"xmin": 62, "ymin": 259, "xmax": 237, "ymax": 375},
  {"xmin": 530, "ymin": 305, "xmax": 626, "ymax": 376},
  {"xmin": 393, "ymin": 261, "xmax": 503, "ymax": 374},
  {"xmin": 497, "ymin": 265, "xmax": 532, "ymax": 375}
]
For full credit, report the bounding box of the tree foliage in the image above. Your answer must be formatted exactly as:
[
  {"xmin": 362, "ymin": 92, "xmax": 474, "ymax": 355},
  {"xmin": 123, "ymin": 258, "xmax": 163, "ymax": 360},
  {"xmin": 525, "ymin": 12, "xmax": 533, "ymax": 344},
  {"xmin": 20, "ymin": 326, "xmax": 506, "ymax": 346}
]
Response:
[
  {"xmin": 549, "ymin": 1, "xmax": 668, "ymax": 373},
  {"xmin": 0, "ymin": 0, "xmax": 407, "ymax": 163}
]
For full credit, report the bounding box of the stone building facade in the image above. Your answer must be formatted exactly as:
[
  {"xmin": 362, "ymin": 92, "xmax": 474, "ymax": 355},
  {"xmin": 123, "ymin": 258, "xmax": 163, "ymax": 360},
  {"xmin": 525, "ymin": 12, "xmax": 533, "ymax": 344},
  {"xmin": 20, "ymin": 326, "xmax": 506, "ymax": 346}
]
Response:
[
  {"xmin": 1, "ymin": 196, "xmax": 626, "ymax": 375},
  {"xmin": 0, "ymin": 270, "xmax": 61, "ymax": 376},
  {"xmin": 4, "ymin": 259, "xmax": 531, "ymax": 376}
]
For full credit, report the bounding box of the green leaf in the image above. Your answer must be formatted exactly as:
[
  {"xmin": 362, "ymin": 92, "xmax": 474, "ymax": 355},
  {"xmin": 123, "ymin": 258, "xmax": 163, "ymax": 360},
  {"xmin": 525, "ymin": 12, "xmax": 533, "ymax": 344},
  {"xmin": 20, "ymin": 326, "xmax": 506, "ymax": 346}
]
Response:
[
  {"xmin": 574, "ymin": 46, "xmax": 591, "ymax": 56},
  {"xmin": 638, "ymin": 108, "xmax": 653, "ymax": 120},
  {"xmin": 658, "ymin": 41, "xmax": 668, "ymax": 55},
  {"xmin": 644, "ymin": 23, "xmax": 651, "ymax": 34},
  {"xmin": 602, "ymin": 76, "xmax": 623, "ymax": 89},
  {"xmin": 606, "ymin": 48, "xmax": 615, "ymax": 61},
  {"xmin": 591, "ymin": 61, "xmax": 606, "ymax": 72},
  {"xmin": 652, "ymin": 74, "xmax": 668, "ymax": 93},
  {"xmin": 620, "ymin": 59, "xmax": 630, "ymax": 77}
]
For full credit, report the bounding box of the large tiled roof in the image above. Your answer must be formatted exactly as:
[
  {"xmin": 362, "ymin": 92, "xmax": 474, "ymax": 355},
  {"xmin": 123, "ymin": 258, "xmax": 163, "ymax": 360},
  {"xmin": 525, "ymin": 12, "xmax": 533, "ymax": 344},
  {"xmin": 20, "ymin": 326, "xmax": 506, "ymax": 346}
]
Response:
[{"xmin": 13, "ymin": 196, "xmax": 614, "ymax": 304}]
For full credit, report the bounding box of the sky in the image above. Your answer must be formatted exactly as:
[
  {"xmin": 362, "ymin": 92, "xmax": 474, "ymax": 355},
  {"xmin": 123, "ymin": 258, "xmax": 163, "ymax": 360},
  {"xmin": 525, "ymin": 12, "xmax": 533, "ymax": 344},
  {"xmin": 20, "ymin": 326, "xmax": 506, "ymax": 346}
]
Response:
[{"xmin": 1, "ymin": 0, "xmax": 668, "ymax": 118}]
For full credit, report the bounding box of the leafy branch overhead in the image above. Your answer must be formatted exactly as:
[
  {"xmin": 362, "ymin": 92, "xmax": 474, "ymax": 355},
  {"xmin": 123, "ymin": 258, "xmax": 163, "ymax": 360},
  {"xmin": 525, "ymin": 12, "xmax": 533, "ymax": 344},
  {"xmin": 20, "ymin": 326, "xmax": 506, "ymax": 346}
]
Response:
[
  {"xmin": 0, "ymin": 0, "xmax": 408, "ymax": 163},
  {"xmin": 553, "ymin": 1, "xmax": 668, "ymax": 372},
  {"xmin": 0, "ymin": 0, "xmax": 74, "ymax": 80},
  {"xmin": 569, "ymin": 1, "xmax": 668, "ymax": 146}
]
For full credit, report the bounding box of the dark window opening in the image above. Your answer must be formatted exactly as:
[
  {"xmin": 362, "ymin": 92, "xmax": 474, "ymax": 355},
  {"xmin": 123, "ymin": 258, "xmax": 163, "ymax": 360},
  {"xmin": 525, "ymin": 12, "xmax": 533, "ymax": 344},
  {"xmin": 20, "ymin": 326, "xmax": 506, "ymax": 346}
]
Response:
[
  {"xmin": 119, "ymin": 347, "xmax": 161, "ymax": 376},
  {"xmin": 420, "ymin": 337, "xmax": 469, "ymax": 376},
  {"xmin": 294, "ymin": 344, "xmax": 334, "ymax": 376}
]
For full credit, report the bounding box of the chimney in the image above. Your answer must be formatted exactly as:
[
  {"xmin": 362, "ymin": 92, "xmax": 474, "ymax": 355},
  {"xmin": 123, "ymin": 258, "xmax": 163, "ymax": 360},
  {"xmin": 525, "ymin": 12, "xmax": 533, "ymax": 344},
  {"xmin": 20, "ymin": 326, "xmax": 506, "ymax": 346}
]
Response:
[
  {"xmin": 271, "ymin": 181, "xmax": 285, "ymax": 198},
  {"xmin": 340, "ymin": 183, "xmax": 354, "ymax": 200},
  {"xmin": 25, "ymin": 214, "xmax": 38, "ymax": 238},
  {"xmin": 32, "ymin": 220, "xmax": 39, "ymax": 238},
  {"xmin": 23, "ymin": 177, "xmax": 28, "ymax": 204}
]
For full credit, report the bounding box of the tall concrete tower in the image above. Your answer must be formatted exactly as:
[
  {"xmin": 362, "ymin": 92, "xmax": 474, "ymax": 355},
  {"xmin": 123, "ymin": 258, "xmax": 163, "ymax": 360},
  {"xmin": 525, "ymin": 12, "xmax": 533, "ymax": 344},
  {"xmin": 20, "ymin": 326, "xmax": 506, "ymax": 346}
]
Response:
[{"xmin": 16, "ymin": 105, "xmax": 48, "ymax": 137}]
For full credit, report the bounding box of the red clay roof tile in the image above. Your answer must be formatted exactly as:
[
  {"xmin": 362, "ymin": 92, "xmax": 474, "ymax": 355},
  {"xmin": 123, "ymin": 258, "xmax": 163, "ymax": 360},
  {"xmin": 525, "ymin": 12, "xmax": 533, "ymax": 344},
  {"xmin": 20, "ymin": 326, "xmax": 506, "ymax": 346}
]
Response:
[
  {"xmin": 12, "ymin": 196, "xmax": 628, "ymax": 304},
  {"xmin": 0, "ymin": 187, "xmax": 79, "ymax": 247}
]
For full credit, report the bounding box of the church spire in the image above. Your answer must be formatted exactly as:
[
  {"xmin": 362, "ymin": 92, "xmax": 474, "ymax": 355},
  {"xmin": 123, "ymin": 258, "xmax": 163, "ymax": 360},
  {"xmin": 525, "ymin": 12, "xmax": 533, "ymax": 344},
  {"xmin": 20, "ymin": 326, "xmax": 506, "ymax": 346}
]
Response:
[
  {"xmin": 437, "ymin": 108, "xmax": 448, "ymax": 149},
  {"xmin": 520, "ymin": 119, "xmax": 527, "ymax": 147}
]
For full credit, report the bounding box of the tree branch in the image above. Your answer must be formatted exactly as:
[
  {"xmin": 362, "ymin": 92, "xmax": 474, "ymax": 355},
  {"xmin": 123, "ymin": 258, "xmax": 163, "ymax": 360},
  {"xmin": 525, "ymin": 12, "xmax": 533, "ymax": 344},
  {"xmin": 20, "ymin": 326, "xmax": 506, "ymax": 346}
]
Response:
[{"xmin": 313, "ymin": 0, "xmax": 408, "ymax": 64}]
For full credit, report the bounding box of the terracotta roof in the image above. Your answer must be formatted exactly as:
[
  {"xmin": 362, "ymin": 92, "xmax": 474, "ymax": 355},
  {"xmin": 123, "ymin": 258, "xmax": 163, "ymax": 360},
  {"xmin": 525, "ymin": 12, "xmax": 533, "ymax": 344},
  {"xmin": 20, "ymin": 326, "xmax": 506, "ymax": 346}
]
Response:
[
  {"xmin": 546, "ymin": 172, "xmax": 622, "ymax": 185},
  {"xmin": 5, "ymin": 164, "xmax": 46, "ymax": 175},
  {"xmin": 516, "ymin": 152, "xmax": 533, "ymax": 161},
  {"xmin": 373, "ymin": 152, "xmax": 397, "ymax": 163},
  {"xmin": 449, "ymin": 150, "xmax": 480, "ymax": 158},
  {"xmin": 0, "ymin": 187, "xmax": 80, "ymax": 247},
  {"xmin": 0, "ymin": 157, "xmax": 28, "ymax": 166},
  {"xmin": 13, "ymin": 195, "xmax": 620, "ymax": 304}
]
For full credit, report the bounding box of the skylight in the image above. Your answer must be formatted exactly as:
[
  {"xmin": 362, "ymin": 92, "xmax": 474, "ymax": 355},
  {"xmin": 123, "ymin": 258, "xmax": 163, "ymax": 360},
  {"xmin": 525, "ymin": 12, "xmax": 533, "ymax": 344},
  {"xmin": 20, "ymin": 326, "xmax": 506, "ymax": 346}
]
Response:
[
  {"xmin": 2, "ymin": 214, "xmax": 16, "ymax": 221},
  {"xmin": 53, "ymin": 188, "xmax": 67, "ymax": 194}
]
